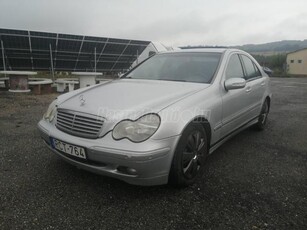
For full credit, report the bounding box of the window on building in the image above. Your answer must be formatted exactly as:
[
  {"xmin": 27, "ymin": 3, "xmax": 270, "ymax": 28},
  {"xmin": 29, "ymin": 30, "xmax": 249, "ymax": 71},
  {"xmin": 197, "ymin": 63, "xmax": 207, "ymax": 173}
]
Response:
[
  {"xmin": 298, "ymin": 60, "xmax": 302, "ymax": 63},
  {"xmin": 290, "ymin": 60, "xmax": 294, "ymax": 63}
]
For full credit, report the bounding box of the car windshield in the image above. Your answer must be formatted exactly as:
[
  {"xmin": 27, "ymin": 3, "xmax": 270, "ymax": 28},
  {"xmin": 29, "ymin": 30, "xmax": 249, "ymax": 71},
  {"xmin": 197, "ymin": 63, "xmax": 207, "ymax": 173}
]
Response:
[{"xmin": 124, "ymin": 52, "xmax": 222, "ymax": 83}]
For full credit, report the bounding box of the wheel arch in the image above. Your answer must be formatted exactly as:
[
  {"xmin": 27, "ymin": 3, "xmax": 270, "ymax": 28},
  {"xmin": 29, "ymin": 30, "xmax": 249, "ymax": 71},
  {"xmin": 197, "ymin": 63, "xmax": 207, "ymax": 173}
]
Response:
[
  {"xmin": 186, "ymin": 116, "xmax": 212, "ymax": 149},
  {"xmin": 265, "ymin": 96, "xmax": 271, "ymax": 112},
  {"xmin": 168, "ymin": 115, "xmax": 212, "ymax": 186}
]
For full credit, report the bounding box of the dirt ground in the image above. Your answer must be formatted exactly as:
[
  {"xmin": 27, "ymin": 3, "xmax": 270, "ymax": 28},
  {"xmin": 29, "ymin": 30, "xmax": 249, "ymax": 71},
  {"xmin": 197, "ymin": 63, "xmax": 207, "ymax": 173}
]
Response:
[{"xmin": 0, "ymin": 78, "xmax": 306, "ymax": 229}]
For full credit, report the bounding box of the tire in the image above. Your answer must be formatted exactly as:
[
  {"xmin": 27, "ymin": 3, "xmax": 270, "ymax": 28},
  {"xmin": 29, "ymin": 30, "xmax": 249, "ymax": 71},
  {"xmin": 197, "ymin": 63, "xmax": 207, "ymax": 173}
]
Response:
[
  {"xmin": 169, "ymin": 123, "xmax": 208, "ymax": 187},
  {"xmin": 255, "ymin": 99, "xmax": 270, "ymax": 131}
]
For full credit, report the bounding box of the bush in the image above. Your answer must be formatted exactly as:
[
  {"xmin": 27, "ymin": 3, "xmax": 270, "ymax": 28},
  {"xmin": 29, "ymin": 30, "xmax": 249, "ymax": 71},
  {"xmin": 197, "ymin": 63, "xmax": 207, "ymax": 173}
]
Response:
[{"xmin": 252, "ymin": 54, "xmax": 287, "ymax": 75}]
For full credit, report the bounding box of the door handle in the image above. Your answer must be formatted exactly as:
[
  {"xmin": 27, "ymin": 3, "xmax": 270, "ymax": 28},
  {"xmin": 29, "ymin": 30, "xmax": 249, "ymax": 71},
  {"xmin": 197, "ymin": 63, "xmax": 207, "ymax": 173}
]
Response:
[
  {"xmin": 260, "ymin": 81, "xmax": 265, "ymax": 86},
  {"xmin": 246, "ymin": 87, "xmax": 251, "ymax": 93}
]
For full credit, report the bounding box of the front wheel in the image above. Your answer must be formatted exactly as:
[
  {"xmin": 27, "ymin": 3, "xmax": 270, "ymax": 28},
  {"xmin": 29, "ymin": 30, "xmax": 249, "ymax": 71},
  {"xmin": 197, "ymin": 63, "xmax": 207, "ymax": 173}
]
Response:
[
  {"xmin": 255, "ymin": 99, "xmax": 270, "ymax": 130},
  {"xmin": 169, "ymin": 123, "xmax": 208, "ymax": 187}
]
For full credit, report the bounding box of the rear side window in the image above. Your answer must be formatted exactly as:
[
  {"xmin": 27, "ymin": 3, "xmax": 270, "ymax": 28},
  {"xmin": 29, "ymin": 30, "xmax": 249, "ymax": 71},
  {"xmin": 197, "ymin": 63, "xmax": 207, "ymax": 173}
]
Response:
[
  {"xmin": 225, "ymin": 54, "xmax": 244, "ymax": 79},
  {"xmin": 241, "ymin": 55, "xmax": 261, "ymax": 80}
]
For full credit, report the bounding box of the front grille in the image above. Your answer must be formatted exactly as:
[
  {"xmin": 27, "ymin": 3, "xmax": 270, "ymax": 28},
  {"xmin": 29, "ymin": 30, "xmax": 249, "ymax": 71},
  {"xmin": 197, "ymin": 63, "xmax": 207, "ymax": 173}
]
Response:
[{"xmin": 56, "ymin": 109, "xmax": 104, "ymax": 139}]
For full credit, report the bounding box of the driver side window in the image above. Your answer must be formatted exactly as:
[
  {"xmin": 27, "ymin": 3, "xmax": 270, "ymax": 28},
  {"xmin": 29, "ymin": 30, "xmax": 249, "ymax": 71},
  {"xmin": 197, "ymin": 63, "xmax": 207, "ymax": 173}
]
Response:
[{"xmin": 225, "ymin": 54, "xmax": 244, "ymax": 79}]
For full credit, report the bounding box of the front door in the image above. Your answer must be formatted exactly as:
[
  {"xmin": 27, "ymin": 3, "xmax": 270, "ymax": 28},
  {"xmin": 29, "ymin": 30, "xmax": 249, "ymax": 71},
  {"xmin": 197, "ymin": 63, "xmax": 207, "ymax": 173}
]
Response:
[{"xmin": 221, "ymin": 53, "xmax": 252, "ymax": 138}]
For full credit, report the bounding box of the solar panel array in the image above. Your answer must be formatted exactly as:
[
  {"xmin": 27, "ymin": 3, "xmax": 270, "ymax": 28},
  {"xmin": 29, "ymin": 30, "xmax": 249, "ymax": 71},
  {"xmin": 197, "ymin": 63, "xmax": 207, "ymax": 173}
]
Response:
[{"xmin": 0, "ymin": 28, "xmax": 150, "ymax": 73}]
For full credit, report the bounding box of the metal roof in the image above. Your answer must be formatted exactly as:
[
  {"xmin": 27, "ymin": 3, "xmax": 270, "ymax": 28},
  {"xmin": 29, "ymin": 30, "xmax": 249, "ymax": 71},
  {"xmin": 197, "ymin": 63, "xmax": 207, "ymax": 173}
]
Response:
[
  {"xmin": 286, "ymin": 47, "xmax": 307, "ymax": 55},
  {"xmin": 0, "ymin": 28, "xmax": 150, "ymax": 74}
]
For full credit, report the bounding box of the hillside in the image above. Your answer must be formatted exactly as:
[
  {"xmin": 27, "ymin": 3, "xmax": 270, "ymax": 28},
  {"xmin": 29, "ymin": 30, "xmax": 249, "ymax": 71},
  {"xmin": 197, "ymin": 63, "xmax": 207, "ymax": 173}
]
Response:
[
  {"xmin": 181, "ymin": 40, "xmax": 307, "ymax": 54},
  {"xmin": 234, "ymin": 40, "xmax": 307, "ymax": 54}
]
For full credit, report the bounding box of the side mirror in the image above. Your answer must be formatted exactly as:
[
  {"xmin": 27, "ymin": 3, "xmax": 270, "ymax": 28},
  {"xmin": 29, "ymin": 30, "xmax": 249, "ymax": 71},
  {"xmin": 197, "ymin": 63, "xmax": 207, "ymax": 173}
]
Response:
[
  {"xmin": 262, "ymin": 67, "xmax": 273, "ymax": 76},
  {"xmin": 224, "ymin": 78, "xmax": 246, "ymax": 91}
]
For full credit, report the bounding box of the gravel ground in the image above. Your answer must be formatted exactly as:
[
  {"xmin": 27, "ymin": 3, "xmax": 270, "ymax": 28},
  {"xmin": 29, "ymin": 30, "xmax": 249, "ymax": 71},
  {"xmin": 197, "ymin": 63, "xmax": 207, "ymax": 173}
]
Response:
[{"xmin": 0, "ymin": 78, "xmax": 306, "ymax": 230}]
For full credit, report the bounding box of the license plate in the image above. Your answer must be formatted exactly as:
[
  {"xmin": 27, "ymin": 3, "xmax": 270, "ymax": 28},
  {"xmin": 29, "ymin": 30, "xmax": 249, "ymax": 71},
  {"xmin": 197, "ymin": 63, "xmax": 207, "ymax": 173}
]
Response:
[{"xmin": 51, "ymin": 138, "xmax": 86, "ymax": 159}]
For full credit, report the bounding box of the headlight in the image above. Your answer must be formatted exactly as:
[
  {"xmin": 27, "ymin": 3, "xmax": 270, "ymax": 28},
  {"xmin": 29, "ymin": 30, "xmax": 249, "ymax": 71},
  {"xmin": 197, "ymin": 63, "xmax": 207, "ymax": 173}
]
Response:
[
  {"xmin": 43, "ymin": 99, "xmax": 57, "ymax": 122},
  {"xmin": 112, "ymin": 114, "xmax": 160, "ymax": 142}
]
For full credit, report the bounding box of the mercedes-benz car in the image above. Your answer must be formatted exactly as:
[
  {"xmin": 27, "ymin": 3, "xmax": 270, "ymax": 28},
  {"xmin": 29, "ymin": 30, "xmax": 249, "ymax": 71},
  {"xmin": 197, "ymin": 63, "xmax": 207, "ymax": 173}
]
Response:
[{"xmin": 38, "ymin": 49, "xmax": 271, "ymax": 186}]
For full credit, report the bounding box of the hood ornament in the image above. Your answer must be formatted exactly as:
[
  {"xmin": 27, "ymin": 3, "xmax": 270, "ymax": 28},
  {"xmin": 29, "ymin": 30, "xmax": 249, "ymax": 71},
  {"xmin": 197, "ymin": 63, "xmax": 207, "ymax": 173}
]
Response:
[{"xmin": 79, "ymin": 95, "xmax": 86, "ymax": 106}]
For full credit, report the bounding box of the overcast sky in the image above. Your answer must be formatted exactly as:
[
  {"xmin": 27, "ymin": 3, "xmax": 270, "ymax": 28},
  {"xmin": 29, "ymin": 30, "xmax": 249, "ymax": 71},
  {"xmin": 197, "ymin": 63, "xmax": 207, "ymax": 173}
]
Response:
[{"xmin": 0, "ymin": 0, "xmax": 306, "ymax": 47}]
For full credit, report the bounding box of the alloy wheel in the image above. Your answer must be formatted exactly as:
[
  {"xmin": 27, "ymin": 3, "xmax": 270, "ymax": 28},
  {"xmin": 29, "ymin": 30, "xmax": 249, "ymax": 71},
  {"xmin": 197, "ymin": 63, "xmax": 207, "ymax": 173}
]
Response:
[
  {"xmin": 182, "ymin": 130, "xmax": 206, "ymax": 179},
  {"xmin": 259, "ymin": 102, "xmax": 269, "ymax": 125}
]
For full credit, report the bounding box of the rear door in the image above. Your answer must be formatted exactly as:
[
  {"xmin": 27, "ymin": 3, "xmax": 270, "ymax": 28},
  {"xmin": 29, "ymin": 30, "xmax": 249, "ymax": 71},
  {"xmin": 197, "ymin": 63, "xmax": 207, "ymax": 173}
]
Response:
[{"xmin": 240, "ymin": 55, "xmax": 265, "ymax": 118}]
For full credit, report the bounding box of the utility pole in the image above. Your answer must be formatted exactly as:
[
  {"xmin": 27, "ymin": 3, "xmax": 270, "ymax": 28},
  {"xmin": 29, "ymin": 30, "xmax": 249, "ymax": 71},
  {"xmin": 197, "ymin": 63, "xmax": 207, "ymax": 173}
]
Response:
[
  {"xmin": 1, "ymin": 40, "xmax": 6, "ymax": 77},
  {"xmin": 94, "ymin": 47, "xmax": 97, "ymax": 72},
  {"xmin": 49, "ymin": 44, "xmax": 55, "ymax": 82}
]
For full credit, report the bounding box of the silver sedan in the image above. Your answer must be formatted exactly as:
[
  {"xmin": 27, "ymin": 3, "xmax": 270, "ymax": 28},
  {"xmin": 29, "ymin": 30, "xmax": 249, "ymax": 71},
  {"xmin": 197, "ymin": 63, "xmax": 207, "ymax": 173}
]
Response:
[{"xmin": 38, "ymin": 49, "xmax": 271, "ymax": 186}]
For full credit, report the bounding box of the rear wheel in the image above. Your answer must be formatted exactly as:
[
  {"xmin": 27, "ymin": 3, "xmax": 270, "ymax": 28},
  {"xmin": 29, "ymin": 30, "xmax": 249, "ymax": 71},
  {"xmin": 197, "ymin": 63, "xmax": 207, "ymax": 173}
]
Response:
[
  {"xmin": 255, "ymin": 99, "xmax": 269, "ymax": 130},
  {"xmin": 169, "ymin": 123, "xmax": 208, "ymax": 186}
]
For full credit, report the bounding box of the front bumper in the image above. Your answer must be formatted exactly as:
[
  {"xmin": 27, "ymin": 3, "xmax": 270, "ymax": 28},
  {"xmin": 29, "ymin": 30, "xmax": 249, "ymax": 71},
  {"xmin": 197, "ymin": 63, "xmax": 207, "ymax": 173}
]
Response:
[{"xmin": 38, "ymin": 120, "xmax": 180, "ymax": 186}]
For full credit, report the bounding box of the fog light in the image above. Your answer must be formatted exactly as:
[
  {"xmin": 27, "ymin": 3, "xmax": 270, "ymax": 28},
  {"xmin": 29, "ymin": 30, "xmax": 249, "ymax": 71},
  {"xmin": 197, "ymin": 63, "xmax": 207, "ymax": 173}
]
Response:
[{"xmin": 117, "ymin": 166, "xmax": 137, "ymax": 175}]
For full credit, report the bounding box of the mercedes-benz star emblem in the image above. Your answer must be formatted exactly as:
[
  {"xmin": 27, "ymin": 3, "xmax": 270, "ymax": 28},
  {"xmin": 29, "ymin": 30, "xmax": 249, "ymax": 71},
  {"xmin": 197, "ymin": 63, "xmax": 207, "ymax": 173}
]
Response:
[{"xmin": 79, "ymin": 95, "xmax": 86, "ymax": 106}]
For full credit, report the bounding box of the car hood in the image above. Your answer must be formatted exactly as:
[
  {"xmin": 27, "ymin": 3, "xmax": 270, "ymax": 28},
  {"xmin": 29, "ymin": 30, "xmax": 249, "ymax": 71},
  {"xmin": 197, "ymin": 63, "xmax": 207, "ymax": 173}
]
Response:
[{"xmin": 58, "ymin": 79, "xmax": 208, "ymax": 123}]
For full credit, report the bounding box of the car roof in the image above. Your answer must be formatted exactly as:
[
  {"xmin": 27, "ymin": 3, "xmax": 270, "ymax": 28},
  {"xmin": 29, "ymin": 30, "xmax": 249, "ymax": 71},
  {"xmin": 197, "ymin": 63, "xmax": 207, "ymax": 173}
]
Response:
[{"xmin": 159, "ymin": 48, "xmax": 242, "ymax": 54}]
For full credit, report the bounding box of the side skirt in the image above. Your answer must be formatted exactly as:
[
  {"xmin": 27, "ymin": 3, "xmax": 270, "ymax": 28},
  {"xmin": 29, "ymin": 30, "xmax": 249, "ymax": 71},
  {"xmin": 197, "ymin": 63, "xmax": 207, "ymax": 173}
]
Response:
[{"xmin": 209, "ymin": 116, "xmax": 259, "ymax": 154}]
